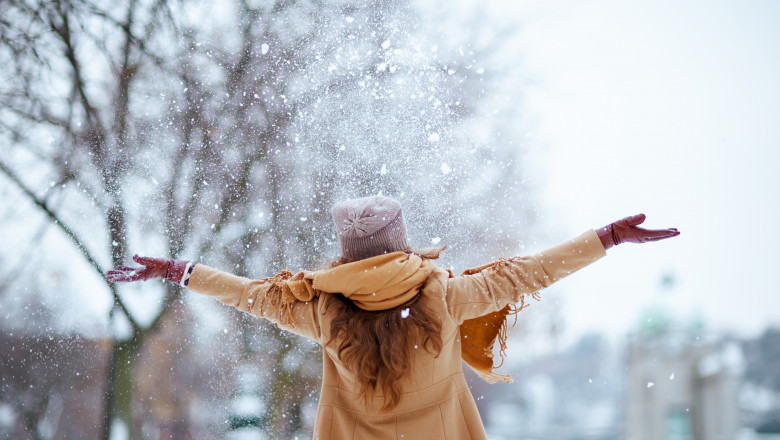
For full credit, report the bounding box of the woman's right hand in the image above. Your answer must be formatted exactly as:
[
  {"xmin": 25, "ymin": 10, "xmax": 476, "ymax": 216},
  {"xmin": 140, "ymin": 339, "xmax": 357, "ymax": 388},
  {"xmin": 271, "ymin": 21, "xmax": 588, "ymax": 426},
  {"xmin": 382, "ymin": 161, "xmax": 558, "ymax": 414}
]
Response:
[{"xmin": 106, "ymin": 255, "xmax": 188, "ymax": 284}]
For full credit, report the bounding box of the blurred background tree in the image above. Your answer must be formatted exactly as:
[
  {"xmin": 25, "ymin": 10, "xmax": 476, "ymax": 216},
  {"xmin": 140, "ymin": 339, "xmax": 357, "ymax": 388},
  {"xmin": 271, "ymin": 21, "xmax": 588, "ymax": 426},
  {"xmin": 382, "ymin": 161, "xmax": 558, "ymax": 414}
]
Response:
[{"xmin": 0, "ymin": 0, "xmax": 535, "ymax": 438}]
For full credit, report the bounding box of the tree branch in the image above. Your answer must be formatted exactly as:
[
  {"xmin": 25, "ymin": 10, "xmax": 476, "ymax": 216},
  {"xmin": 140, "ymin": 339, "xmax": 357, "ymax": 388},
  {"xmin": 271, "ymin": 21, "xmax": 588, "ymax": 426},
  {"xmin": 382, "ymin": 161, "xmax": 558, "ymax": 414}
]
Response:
[{"xmin": 0, "ymin": 158, "xmax": 141, "ymax": 333}]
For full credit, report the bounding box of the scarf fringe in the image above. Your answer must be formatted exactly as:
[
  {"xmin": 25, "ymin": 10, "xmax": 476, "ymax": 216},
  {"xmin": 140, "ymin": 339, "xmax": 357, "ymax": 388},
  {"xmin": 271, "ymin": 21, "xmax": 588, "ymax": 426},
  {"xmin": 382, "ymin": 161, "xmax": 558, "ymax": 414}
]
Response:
[
  {"xmin": 479, "ymin": 257, "xmax": 541, "ymax": 383},
  {"xmin": 474, "ymin": 258, "xmax": 543, "ymax": 380},
  {"xmin": 492, "ymin": 291, "xmax": 541, "ymax": 370},
  {"xmin": 477, "ymin": 370, "xmax": 516, "ymax": 384},
  {"xmin": 257, "ymin": 270, "xmax": 298, "ymax": 327}
]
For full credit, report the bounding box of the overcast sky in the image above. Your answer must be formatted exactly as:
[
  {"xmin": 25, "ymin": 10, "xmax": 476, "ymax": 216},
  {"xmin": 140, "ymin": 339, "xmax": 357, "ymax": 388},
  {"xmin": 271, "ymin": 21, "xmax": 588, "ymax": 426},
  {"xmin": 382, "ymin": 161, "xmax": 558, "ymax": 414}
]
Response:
[{"xmin": 483, "ymin": 0, "xmax": 780, "ymax": 340}]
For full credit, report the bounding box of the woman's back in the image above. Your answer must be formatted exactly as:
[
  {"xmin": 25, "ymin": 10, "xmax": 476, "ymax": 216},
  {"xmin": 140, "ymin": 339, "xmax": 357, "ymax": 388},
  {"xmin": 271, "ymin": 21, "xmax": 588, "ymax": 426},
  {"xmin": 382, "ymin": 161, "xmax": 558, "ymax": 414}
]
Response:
[{"xmin": 315, "ymin": 266, "xmax": 483, "ymax": 439}]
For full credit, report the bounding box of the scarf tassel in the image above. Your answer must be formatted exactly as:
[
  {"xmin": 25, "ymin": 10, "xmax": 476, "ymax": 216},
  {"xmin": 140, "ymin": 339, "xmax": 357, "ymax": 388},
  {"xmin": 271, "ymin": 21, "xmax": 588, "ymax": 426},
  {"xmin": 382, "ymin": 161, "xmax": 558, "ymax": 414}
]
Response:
[
  {"xmin": 464, "ymin": 289, "xmax": 542, "ymax": 384},
  {"xmin": 257, "ymin": 270, "xmax": 300, "ymax": 327}
]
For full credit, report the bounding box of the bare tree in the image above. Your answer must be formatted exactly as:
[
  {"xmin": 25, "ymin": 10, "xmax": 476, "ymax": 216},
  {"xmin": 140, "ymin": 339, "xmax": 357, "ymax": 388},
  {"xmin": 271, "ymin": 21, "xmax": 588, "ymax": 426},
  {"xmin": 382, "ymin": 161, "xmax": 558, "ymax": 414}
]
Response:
[{"xmin": 1, "ymin": 0, "xmax": 533, "ymax": 438}]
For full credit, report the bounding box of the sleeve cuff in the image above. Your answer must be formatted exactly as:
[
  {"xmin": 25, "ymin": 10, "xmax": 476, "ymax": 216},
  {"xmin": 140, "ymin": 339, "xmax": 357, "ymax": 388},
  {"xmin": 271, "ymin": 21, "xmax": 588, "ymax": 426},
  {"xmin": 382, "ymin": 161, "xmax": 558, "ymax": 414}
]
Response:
[{"xmin": 179, "ymin": 262, "xmax": 195, "ymax": 287}]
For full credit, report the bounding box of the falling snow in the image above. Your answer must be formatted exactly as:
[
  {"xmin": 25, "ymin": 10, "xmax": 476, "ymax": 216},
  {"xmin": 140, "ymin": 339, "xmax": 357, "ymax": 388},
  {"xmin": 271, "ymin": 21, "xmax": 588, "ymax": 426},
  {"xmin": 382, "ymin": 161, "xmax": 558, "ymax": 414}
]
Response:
[{"xmin": 0, "ymin": 1, "xmax": 554, "ymax": 438}]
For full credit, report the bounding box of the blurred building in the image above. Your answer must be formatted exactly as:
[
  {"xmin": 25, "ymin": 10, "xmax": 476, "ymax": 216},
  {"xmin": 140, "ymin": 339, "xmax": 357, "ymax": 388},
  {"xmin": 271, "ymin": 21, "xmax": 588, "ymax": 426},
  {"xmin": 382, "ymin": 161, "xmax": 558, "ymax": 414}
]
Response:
[
  {"xmin": 738, "ymin": 327, "xmax": 780, "ymax": 438},
  {"xmin": 0, "ymin": 303, "xmax": 240, "ymax": 439},
  {"xmin": 624, "ymin": 309, "xmax": 743, "ymax": 440},
  {"xmin": 483, "ymin": 307, "xmax": 750, "ymax": 440}
]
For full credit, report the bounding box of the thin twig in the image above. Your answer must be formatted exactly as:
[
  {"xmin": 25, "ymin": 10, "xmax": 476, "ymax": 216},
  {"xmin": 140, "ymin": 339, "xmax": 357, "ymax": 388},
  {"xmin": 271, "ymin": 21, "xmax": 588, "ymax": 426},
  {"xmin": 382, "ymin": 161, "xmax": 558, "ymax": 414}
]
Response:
[{"xmin": 0, "ymin": 158, "xmax": 141, "ymax": 332}]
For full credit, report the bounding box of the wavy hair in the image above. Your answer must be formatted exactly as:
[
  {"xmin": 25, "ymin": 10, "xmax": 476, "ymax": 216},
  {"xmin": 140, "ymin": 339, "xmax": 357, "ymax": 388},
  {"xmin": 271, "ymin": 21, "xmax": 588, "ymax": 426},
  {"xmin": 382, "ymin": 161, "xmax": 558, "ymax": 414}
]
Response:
[{"xmin": 323, "ymin": 247, "xmax": 446, "ymax": 412}]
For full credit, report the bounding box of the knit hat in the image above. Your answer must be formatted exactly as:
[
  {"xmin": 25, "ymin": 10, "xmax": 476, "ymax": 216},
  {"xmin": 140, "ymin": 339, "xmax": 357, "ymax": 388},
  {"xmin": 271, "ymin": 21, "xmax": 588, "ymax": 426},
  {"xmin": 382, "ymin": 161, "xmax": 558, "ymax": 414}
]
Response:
[{"xmin": 331, "ymin": 195, "xmax": 410, "ymax": 261}]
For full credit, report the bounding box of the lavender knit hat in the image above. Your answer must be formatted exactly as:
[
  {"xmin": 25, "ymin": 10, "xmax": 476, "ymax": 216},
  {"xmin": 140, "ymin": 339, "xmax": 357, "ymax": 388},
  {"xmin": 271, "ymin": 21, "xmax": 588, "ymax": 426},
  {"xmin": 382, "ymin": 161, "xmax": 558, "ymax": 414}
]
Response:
[{"xmin": 331, "ymin": 195, "xmax": 410, "ymax": 261}]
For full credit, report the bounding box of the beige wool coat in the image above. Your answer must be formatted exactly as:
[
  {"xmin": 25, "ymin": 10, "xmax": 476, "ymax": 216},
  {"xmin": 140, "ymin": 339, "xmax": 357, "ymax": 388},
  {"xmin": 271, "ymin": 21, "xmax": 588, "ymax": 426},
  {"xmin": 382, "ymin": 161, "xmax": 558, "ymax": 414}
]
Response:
[{"xmin": 187, "ymin": 230, "xmax": 606, "ymax": 439}]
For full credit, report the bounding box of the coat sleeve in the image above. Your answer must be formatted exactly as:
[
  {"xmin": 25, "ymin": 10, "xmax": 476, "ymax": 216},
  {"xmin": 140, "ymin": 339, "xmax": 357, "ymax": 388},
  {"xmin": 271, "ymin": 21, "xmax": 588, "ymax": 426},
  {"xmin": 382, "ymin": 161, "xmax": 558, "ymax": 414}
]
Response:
[
  {"xmin": 445, "ymin": 230, "xmax": 607, "ymax": 324},
  {"xmin": 186, "ymin": 264, "xmax": 323, "ymax": 343}
]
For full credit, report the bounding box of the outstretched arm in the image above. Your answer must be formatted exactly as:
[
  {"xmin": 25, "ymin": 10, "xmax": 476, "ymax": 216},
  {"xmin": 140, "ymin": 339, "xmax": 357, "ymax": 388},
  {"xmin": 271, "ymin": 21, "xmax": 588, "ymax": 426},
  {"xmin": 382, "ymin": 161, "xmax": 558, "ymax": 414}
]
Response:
[
  {"xmin": 446, "ymin": 229, "xmax": 606, "ymax": 324},
  {"xmin": 447, "ymin": 214, "xmax": 679, "ymax": 323},
  {"xmin": 106, "ymin": 257, "xmax": 322, "ymax": 342}
]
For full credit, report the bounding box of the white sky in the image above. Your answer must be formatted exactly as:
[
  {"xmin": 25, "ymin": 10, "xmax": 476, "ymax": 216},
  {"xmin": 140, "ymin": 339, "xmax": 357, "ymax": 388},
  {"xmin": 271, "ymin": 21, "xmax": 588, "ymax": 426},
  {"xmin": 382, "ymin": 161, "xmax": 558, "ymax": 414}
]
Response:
[{"xmin": 484, "ymin": 0, "xmax": 780, "ymax": 340}]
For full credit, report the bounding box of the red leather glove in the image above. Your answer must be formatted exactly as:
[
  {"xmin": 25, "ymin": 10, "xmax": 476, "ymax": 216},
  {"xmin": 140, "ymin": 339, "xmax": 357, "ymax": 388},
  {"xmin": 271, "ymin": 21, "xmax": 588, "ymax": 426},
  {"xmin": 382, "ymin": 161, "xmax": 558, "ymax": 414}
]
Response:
[
  {"xmin": 597, "ymin": 214, "xmax": 679, "ymax": 250},
  {"xmin": 106, "ymin": 255, "xmax": 189, "ymax": 284}
]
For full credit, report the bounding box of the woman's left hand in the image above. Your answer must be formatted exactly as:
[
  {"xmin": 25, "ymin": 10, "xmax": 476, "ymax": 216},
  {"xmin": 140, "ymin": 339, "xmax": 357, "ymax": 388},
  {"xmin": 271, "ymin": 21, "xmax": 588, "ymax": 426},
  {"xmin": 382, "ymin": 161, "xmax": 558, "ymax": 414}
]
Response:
[{"xmin": 597, "ymin": 214, "xmax": 679, "ymax": 250}]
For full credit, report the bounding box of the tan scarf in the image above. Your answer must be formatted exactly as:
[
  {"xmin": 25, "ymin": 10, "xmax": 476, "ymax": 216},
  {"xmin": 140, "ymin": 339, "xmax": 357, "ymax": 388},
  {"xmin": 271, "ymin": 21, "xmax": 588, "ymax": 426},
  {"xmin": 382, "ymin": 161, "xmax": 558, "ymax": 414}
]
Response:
[{"xmin": 262, "ymin": 252, "xmax": 529, "ymax": 384}]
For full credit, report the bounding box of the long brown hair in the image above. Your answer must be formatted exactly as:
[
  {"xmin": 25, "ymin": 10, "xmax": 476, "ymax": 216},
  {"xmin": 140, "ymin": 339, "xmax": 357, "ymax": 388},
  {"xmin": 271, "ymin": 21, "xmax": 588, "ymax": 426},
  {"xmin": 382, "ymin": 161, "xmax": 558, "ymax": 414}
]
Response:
[{"xmin": 324, "ymin": 247, "xmax": 446, "ymax": 412}]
